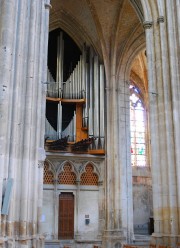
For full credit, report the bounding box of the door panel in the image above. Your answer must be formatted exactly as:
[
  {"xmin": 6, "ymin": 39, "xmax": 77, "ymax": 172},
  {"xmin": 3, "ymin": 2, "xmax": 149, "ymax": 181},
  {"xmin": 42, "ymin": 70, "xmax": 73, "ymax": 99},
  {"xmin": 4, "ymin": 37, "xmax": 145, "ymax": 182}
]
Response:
[{"xmin": 58, "ymin": 193, "xmax": 74, "ymax": 239}]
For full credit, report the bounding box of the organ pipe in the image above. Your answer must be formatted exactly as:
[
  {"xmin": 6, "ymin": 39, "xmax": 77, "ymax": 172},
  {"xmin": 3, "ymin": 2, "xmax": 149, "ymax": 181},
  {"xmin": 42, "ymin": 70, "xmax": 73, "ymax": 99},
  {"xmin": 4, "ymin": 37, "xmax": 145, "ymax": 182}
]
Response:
[
  {"xmin": 56, "ymin": 32, "xmax": 63, "ymax": 97},
  {"xmin": 100, "ymin": 64, "xmax": 105, "ymax": 149},
  {"xmin": 82, "ymin": 45, "xmax": 86, "ymax": 96},
  {"xmin": 93, "ymin": 55, "xmax": 100, "ymax": 149},
  {"xmin": 57, "ymin": 32, "xmax": 64, "ymax": 138},
  {"xmin": 46, "ymin": 40, "xmax": 105, "ymax": 150},
  {"xmin": 45, "ymin": 118, "xmax": 57, "ymax": 140},
  {"xmin": 57, "ymin": 102, "xmax": 62, "ymax": 139},
  {"xmin": 83, "ymin": 62, "xmax": 89, "ymax": 128},
  {"xmin": 88, "ymin": 47, "xmax": 94, "ymax": 138}
]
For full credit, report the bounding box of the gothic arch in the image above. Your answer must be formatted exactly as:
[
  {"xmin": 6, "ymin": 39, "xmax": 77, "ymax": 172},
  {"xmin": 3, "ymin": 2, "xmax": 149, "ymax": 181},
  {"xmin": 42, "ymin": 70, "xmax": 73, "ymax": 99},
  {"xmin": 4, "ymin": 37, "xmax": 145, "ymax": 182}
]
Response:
[
  {"xmin": 49, "ymin": 9, "xmax": 102, "ymax": 59},
  {"xmin": 129, "ymin": 0, "xmax": 144, "ymax": 23},
  {"xmin": 57, "ymin": 161, "xmax": 78, "ymax": 185},
  {"xmin": 44, "ymin": 159, "xmax": 56, "ymax": 176},
  {"xmin": 57, "ymin": 160, "xmax": 78, "ymax": 175},
  {"xmin": 80, "ymin": 161, "xmax": 100, "ymax": 178},
  {"xmin": 118, "ymin": 41, "xmax": 146, "ymax": 83},
  {"xmin": 44, "ymin": 160, "xmax": 56, "ymax": 184},
  {"xmin": 80, "ymin": 162, "xmax": 100, "ymax": 186}
]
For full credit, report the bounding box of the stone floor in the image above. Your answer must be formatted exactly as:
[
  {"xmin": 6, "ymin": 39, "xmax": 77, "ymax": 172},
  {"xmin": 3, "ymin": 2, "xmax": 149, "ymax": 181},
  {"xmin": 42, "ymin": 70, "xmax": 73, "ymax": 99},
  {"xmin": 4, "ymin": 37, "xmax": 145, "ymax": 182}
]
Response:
[{"xmin": 45, "ymin": 235, "xmax": 151, "ymax": 248}]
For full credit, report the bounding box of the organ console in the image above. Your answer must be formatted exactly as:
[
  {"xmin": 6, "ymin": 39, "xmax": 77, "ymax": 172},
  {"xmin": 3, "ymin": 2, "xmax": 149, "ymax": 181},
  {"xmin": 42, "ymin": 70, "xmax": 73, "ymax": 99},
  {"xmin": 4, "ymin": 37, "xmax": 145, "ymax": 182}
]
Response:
[{"xmin": 45, "ymin": 31, "xmax": 105, "ymax": 154}]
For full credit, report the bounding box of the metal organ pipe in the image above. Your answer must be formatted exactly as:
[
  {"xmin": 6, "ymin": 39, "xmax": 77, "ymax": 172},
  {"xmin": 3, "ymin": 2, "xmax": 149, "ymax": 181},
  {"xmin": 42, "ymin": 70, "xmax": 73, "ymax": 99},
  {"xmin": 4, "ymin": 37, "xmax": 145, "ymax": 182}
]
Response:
[
  {"xmin": 100, "ymin": 64, "xmax": 105, "ymax": 149},
  {"xmin": 82, "ymin": 45, "xmax": 86, "ymax": 97},
  {"xmin": 56, "ymin": 32, "xmax": 64, "ymax": 138},
  {"xmin": 57, "ymin": 102, "xmax": 62, "ymax": 139},
  {"xmin": 82, "ymin": 45, "xmax": 87, "ymax": 127},
  {"xmin": 47, "ymin": 69, "xmax": 57, "ymax": 97},
  {"xmin": 45, "ymin": 118, "xmax": 57, "ymax": 140},
  {"xmin": 83, "ymin": 62, "xmax": 89, "ymax": 128},
  {"xmin": 88, "ymin": 47, "xmax": 94, "ymax": 139},
  {"xmin": 77, "ymin": 63, "xmax": 79, "ymax": 98},
  {"xmin": 79, "ymin": 57, "xmax": 81, "ymax": 99},
  {"xmin": 46, "ymin": 39, "xmax": 106, "ymax": 149},
  {"xmin": 72, "ymin": 69, "xmax": 75, "ymax": 99},
  {"xmin": 69, "ymin": 76, "xmax": 72, "ymax": 99},
  {"xmin": 46, "ymin": 70, "xmax": 57, "ymax": 140},
  {"xmin": 93, "ymin": 55, "xmax": 100, "ymax": 149},
  {"xmin": 78, "ymin": 60, "xmax": 81, "ymax": 98},
  {"xmin": 62, "ymin": 117, "xmax": 74, "ymax": 141}
]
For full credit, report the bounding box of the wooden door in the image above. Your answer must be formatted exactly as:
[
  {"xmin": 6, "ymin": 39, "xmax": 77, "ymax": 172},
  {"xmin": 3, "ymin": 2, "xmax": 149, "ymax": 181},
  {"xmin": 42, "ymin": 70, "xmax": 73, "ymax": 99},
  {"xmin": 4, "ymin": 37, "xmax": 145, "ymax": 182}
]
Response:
[{"xmin": 58, "ymin": 193, "xmax": 74, "ymax": 239}]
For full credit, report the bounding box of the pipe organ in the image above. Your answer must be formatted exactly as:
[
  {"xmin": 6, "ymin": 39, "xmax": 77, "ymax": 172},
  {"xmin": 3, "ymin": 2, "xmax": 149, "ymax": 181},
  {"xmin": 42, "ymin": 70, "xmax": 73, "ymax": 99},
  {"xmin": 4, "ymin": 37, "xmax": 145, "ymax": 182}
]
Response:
[{"xmin": 45, "ymin": 31, "xmax": 105, "ymax": 152}]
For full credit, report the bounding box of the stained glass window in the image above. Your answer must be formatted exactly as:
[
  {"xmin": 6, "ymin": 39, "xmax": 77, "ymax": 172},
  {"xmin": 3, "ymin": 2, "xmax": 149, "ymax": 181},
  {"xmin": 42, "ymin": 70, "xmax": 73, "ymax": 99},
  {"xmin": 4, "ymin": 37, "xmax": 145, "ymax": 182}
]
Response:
[{"xmin": 130, "ymin": 85, "xmax": 146, "ymax": 166}]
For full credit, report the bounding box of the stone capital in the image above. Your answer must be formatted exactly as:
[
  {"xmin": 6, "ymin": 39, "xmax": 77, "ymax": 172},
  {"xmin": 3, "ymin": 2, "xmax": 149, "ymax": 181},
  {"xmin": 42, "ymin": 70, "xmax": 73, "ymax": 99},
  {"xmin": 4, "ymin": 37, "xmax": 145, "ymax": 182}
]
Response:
[
  {"xmin": 105, "ymin": 87, "xmax": 112, "ymax": 92},
  {"xmin": 44, "ymin": 0, "xmax": 52, "ymax": 9},
  {"xmin": 38, "ymin": 161, "xmax": 44, "ymax": 168},
  {"xmin": 143, "ymin": 21, "xmax": 153, "ymax": 29},
  {"xmin": 157, "ymin": 16, "xmax": 165, "ymax": 24},
  {"xmin": 76, "ymin": 179, "xmax": 81, "ymax": 185},
  {"xmin": 52, "ymin": 179, "xmax": 59, "ymax": 184},
  {"xmin": 98, "ymin": 180, "xmax": 103, "ymax": 186},
  {"xmin": 38, "ymin": 147, "xmax": 46, "ymax": 161}
]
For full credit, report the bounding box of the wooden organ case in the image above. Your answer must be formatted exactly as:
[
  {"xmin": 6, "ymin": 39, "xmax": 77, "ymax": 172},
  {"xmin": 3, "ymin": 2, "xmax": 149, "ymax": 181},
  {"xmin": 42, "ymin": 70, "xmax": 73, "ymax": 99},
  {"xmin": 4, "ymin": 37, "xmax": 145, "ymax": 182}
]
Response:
[{"xmin": 45, "ymin": 30, "xmax": 105, "ymax": 154}]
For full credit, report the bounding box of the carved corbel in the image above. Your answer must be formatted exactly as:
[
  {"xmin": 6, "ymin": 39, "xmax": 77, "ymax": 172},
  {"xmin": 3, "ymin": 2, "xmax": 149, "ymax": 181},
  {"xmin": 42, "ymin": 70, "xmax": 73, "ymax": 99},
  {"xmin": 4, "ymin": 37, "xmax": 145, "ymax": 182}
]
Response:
[
  {"xmin": 157, "ymin": 16, "xmax": 165, "ymax": 24},
  {"xmin": 143, "ymin": 21, "xmax": 153, "ymax": 29},
  {"xmin": 44, "ymin": 0, "xmax": 52, "ymax": 9},
  {"xmin": 38, "ymin": 161, "xmax": 44, "ymax": 168}
]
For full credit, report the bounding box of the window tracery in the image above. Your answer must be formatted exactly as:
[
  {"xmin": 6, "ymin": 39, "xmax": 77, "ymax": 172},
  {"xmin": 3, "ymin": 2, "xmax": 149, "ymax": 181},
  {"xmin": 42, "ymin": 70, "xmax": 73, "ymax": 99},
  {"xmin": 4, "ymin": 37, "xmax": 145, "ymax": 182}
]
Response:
[
  {"xmin": 130, "ymin": 85, "xmax": 146, "ymax": 167},
  {"xmin": 58, "ymin": 163, "xmax": 77, "ymax": 185},
  {"xmin": 80, "ymin": 164, "xmax": 98, "ymax": 185},
  {"xmin": 43, "ymin": 162, "xmax": 54, "ymax": 184}
]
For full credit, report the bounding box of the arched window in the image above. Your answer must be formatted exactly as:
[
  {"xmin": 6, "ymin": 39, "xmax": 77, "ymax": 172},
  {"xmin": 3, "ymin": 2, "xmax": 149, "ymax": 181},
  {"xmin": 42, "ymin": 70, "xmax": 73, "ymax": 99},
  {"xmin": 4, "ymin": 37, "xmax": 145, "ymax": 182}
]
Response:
[{"xmin": 130, "ymin": 85, "xmax": 146, "ymax": 167}]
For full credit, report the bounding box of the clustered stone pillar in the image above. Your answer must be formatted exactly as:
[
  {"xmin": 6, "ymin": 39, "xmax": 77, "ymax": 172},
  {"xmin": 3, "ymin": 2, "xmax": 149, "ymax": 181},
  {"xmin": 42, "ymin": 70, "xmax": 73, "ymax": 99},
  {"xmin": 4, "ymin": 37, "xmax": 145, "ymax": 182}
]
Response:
[
  {"xmin": 144, "ymin": 0, "xmax": 180, "ymax": 245},
  {"xmin": 102, "ymin": 59, "xmax": 133, "ymax": 247},
  {"xmin": 0, "ymin": 0, "xmax": 50, "ymax": 247}
]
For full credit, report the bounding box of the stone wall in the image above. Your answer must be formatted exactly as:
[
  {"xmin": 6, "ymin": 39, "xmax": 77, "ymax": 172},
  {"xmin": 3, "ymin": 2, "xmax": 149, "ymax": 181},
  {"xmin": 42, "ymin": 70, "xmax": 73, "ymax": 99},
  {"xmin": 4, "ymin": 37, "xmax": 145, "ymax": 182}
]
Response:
[{"xmin": 132, "ymin": 167, "xmax": 152, "ymax": 235}]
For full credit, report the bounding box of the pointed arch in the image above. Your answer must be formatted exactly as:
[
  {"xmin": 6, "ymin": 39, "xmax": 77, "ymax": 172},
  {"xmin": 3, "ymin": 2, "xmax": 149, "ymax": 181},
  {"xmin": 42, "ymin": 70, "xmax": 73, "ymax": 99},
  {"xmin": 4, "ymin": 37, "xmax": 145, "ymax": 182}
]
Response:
[
  {"xmin": 49, "ymin": 9, "xmax": 102, "ymax": 59},
  {"xmin": 80, "ymin": 162, "xmax": 100, "ymax": 186},
  {"xmin": 57, "ymin": 160, "xmax": 78, "ymax": 176},
  {"xmin": 43, "ymin": 160, "xmax": 55, "ymax": 184},
  {"xmin": 58, "ymin": 160, "xmax": 77, "ymax": 185},
  {"xmin": 129, "ymin": 0, "xmax": 144, "ymax": 23}
]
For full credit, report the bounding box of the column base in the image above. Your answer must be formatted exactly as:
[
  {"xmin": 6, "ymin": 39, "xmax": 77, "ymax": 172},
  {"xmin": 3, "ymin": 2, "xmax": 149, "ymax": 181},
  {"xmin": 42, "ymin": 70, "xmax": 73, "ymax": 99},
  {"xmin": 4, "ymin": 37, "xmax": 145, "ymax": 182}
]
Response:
[
  {"xmin": 102, "ymin": 229, "xmax": 127, "ymax": 248},
  {"xmin": 151, "ymin": 233, "xmax": 180, "ymax": 246},
  {"xmin": 0, "ymin": 235, "xmax": 45, "ymax": 248}
]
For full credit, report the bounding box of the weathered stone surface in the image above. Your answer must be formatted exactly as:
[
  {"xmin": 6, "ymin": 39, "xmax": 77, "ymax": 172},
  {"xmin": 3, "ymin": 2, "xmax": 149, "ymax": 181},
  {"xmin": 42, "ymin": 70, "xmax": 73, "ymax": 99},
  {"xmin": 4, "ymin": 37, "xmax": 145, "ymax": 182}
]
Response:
[{"xmin": 1, "ymin": 1, "xmax": 180, "ymax": 247}]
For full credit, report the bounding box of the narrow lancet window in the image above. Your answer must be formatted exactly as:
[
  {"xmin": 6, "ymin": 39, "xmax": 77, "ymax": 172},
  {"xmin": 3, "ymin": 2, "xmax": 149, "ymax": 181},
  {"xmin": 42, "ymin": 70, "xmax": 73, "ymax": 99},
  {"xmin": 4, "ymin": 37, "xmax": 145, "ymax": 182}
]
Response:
[{"xmin": 130, "ymin": 85, "xmax": 146, "ymax": 166}]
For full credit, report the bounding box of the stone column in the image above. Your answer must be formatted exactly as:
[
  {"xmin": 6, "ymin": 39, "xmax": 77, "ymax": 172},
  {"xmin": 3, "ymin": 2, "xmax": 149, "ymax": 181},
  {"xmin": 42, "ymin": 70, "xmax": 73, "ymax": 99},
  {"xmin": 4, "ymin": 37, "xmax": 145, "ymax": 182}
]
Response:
[
  {"xmin": 37, "ymin": 160, "xmax": 45, "ymax": 248},
  {"xmin": 37, "ymin": 0, "xmax": 51, "ymax": 243},
  {"xmin": 75, "ymin": 179, "xmax": 81, "ymax": 240},
  {"xmin": 143, "ymin": 20, "xmax": 162, "ymax": 239},
  {"xmin": 102, "ymin": 58, "xmax": 133, "ymax": 247},
  {"xmin": 0, "ymin": 0, "xmax": 18, "ymax": 236},
  {"xmin": 0, "ymin": 0, "xmax": 50, "ymax": 247},
  {"xmin": 145, "ymin": 1, "xmax": 180, "ymax": 245},
  {"xmin": 97, "ymin": 179, "xmax": 105, "ymax": 240},
  {"xmin": 165, "ymin": 0, "xmax": 180, "ymax": 239}
]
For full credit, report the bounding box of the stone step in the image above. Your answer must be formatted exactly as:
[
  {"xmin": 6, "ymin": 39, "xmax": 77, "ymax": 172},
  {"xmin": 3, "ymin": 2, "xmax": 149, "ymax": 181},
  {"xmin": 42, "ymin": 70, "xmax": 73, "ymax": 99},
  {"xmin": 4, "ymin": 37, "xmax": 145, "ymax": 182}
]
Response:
[
  {"xmin": 135, "ymin": 234, "xmax": 151, "ymax": 240},
  {"xmin": 45, "ymin": 240, "xmax": 75, "ymax": 248},
  {"xmin": 132, "ymin": 235, "xmax": 151, "ymax": 247}
]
